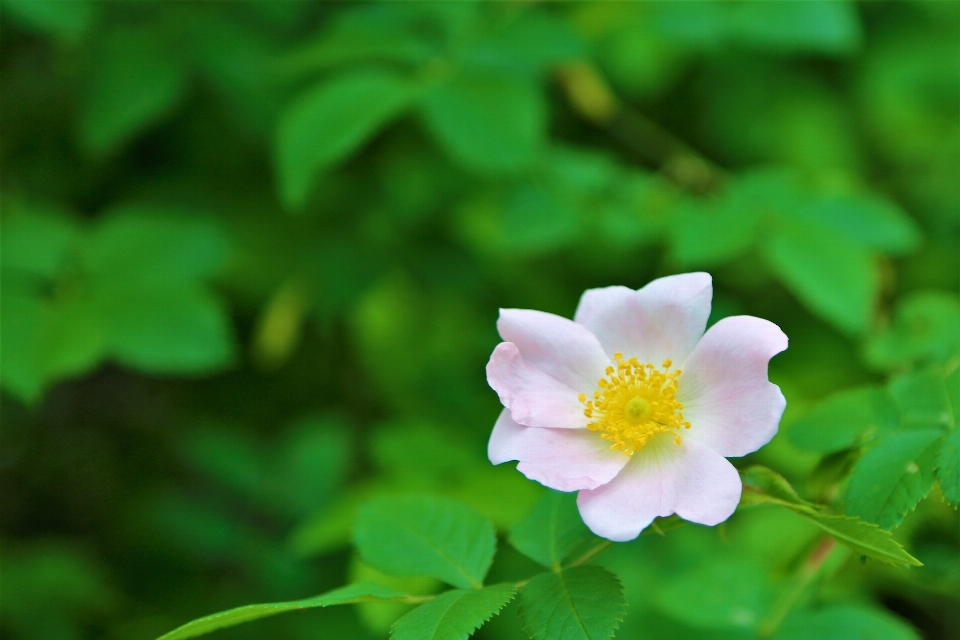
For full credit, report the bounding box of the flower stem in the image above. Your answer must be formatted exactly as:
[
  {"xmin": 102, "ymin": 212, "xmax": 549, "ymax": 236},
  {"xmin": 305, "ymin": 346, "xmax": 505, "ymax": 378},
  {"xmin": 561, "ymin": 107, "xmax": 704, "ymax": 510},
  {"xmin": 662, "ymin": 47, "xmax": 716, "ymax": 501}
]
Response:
[
  {"xmin": 563, "ymin": 540, "xmax": 615, "ymax": 570},
  {"xmin": 756, "ymin": 535, "xmax": 839, "ymax": 638}
]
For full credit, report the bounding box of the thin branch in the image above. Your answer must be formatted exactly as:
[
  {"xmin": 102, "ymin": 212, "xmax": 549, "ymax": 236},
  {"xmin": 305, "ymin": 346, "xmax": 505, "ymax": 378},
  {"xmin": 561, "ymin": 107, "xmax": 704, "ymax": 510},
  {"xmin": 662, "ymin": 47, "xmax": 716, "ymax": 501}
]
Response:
[
  {"xmin": 757, "ymin": 535, "xmax": 840, "ymax": 638},
  {"xmin": 556, "ymin": 61, "xmax": 726, "ymax": 193}
]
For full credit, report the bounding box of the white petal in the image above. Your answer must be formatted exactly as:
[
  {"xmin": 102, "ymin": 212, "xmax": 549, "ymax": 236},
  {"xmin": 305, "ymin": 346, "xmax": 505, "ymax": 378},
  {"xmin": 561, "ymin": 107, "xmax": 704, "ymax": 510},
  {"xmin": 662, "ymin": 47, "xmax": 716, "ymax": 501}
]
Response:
[
  {"xmin": 488, "ymin": 410, "xmax": 630, "ymax": 492},
  {"xmin": 574, "ymin": 273, "xmax": 712, "ymax": 365},
  {"xmin": 486, "ymin": 342, "xmax": 588, "ymax": 429},
  {"xmin": 678, "ymin": 316, "xmax": 788, "ymax": 457},
  {"xmin": 576, "ymin": 435, "xmax": 741, "ymax": 541},
  {"xmin": 497, "ymin": 308, "xmax": 610, "ymax": 392}
]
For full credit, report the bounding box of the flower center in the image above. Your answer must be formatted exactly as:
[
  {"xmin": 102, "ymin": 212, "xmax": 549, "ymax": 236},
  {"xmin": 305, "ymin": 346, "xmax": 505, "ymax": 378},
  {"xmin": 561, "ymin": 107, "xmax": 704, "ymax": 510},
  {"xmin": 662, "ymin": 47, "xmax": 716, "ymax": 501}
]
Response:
[{"xmin": 578, "ymin": 353, "xmax": 690, "ymax": 456}]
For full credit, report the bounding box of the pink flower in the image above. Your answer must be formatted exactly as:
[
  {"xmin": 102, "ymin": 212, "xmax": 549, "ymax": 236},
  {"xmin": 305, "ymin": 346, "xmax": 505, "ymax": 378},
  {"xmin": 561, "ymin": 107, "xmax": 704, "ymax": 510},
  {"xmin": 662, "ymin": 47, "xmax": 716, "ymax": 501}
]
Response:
[{"xmin": 486, "ymin": 273, "xmax": 787, "ymax": 541}]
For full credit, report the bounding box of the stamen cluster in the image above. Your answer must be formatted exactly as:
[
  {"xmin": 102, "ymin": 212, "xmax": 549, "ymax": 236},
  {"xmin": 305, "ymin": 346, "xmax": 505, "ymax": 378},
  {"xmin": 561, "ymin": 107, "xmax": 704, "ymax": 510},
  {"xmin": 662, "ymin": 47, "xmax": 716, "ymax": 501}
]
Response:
[{"xmin": 578, "ymin": 353, "xmax": 690, "ymax": 456}]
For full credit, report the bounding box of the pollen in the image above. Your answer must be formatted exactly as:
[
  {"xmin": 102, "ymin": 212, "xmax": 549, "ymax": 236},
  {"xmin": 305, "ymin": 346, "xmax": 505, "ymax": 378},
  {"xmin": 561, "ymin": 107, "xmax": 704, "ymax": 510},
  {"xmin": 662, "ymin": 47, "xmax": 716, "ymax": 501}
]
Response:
[{"xmin": 581, "ymin": 354, "xmax": 690, "ymax": 456}]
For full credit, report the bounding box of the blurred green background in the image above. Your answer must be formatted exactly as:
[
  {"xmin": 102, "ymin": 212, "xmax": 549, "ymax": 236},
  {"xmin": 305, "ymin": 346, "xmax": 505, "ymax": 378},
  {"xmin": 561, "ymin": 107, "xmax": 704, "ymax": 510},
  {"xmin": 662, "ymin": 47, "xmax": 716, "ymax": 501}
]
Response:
[{"xmin": 1, "ymin": 1, "xmax": 957, "ymax": 639}]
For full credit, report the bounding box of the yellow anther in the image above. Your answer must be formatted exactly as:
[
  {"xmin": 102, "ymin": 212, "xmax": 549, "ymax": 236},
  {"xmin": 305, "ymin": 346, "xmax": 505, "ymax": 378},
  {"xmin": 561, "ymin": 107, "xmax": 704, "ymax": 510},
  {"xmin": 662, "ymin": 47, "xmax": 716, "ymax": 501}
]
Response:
[{"xmin": 580, "ymin": 357, "xmax": 687, "ymax": 455}]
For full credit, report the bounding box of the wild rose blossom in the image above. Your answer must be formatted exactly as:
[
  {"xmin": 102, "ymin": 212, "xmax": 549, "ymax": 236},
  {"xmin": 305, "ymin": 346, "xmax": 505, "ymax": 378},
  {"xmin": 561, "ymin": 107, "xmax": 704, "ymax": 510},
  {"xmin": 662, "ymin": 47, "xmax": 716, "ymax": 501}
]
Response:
[{"xmin": 486, "ymin": 273, "xmax": 787, "ymax": 541}]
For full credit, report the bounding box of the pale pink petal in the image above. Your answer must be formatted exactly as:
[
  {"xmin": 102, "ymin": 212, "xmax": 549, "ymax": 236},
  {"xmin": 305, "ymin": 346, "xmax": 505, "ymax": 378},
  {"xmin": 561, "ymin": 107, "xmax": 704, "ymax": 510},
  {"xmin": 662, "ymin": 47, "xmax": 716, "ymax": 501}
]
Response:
[
  {"xmin": 486, "ymin": 342, "xmax": 588, "ymax": 429},
  {"xmin": 497, "ymin": 309, "xmax": 610, "ymax": 392},
  {"xmin": 576, "ymin": 435, "xmax": 741, "ymax": 541},
  {"xmin": 677, "ymin": 316, "xmax": 788, "ymax": 458},
  {"xmin": 488, "ymin": 410, "xmax": 630, "ymax": 492},
  {"xmin": 573, "ymin": 273, "xmax": 712, "ymax": 365}
]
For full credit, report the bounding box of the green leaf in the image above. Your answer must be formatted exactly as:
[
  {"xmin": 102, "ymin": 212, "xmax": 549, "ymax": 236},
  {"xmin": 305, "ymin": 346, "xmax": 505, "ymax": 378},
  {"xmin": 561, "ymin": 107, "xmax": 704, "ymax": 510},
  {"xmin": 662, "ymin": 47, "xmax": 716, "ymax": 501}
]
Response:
[
  {"xmin": 354, "ymin": 495, "xmax": 496, "ymax": 589},
  {"xmin": 656, "ymin": 559, "xmax": 770, "ymax": 629},
  {"xmin": 87, "ymin": 208, "xmax": 228, "ymax": 285},
  {"xmin": 845, "ymin": 429, "xmax": 943, "ymax": 530},
  {"xmin": 80, "ymin": 209, "xmax": 235, "ymax": 374},
  {"xmin": 727, "ymin": 1, "xmax": 862, "ymax": 54},
  {"xmin": 739, "ymin": 467, "xmax": 922, "ymax": 566},
  {"xmin": 864, "ymin": 291, "xmax": 960, "ymax": 370},
  {"xmin": 81, "ymin": 26, "xmax": 188, "ymax": 155},
  {"xmin": 275, "ymin": 68, "xmax": 418, "ymax": 208},
  {"xmin": 763, "ymin": 222, "xmax": 878, "ymax": 334},
  {"xmin": 155, "ymin": 583, "xmax": 410, "ymax": 640},
  {"xmin": 887, "ymin": 368, "xmax": 955, "ymax": 430},
  {"xmin": 740, "ymin": 466, "xmax": 821, "ymax": 511},
  {"xmin": 1, "ymin": 205, "xmax": 80, "ymax": 279},
  {"xmin": 519, "ymin": 566, "xmax": 625, "ymax": 640},
  {"xmin": 509, "ymin": 491, "xmax": 597, "ymax": 570},
  {"xmin": 936, "ymin": 427, "xmax": 960, "ymax": 506},
  {"xmin": 794, "ymin": 195, "xmax": 921, "ymax": 255},
  {"xmin": 669, "ymin": 197, "xmax": 761, "ymax": 267},
  {"xmin": 797, "ymin": 513, "xmax": 922, "ymax": 567},
  {"xmin": 787, "ymin": 386, "xmax": 898, "ymax": 454},
  {"xmin": 2, "ymin": 0, "xmax": 96, "ymax": 41},
  {"xmin": 776, "ymin": 604, "xmax": 920, "ymax": 640},
  {"xmin": 391, "ymin": 583, "xmax": 516, "ymax": 640},
  {"xmin": 95, "ymin": 286, "xmax": 234, "ymax": 374},
  {"xmin": 0, "ymin": 288, "xmax": 103, "ymax": 403},
  {"xmin": 420, "ymin": 72, "xmax": 545, "ymax": 174}
]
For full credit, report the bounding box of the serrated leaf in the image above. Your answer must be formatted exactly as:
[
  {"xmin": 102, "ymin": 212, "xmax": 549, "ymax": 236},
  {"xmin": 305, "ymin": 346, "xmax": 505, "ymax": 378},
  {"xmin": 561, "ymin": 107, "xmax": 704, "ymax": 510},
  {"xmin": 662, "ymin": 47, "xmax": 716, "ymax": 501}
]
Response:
[
  {"xmin": 354, "ymin": 495, "xmax": 496, "ymax": 589},
  {"xmin": 740, "ymin": 466, "xmax": 821, "ymax": 511},
  {"xmin": 777, "ymin": 604, "xmax": 921, "ymax": 640},
  {"xmin": 275, "ymin": 68, "xmax": 418, "ymax": 208},
  {"xmin": 888, "ymin": 368, "xmax": 955, "ymax": 430},
  {"xmin": 509, "ymin": 492, "xmax": 597, "ymax": 570},
  {"xmin": 845, "ymin": 429, "xmax": 943, "ymax": 530},
  {"xmin": 763, "ymin": 222, "xmax": 878, "ymax": 334},
  {"xmin": 155, "ymin": 583, "xmax": 409, "ymax": 640},
  {"xmin": 788, "ymin": 386, "xmax": 898, "ymax": 454},
  {"xmin": 420, "ymin": 72, "xmax": 544, "ymax": 174},
  {"xmin": 739, "ymin": 466, "xmax": 921, "ymax": 566},
  {"xmin": 936, "ymin": 428, "xmax": 960, "ymax": 506},
  {"xmin": 796, "ymin": 513, "xmax": 921, "ymax": 567},
  {"xmin": 81, "ymin": 26, "xmax": 187, "ymax": 155},
  {"xmin": 519, "ymin": 566, "xmax": 625, "ymax": 640},
  {"xmin": 656, "ymin": 559, "xmax": 770, "ymax": 630},
  {"xmin": 391, "ymin": 583, "xmax": 515, "ymax": 640}
]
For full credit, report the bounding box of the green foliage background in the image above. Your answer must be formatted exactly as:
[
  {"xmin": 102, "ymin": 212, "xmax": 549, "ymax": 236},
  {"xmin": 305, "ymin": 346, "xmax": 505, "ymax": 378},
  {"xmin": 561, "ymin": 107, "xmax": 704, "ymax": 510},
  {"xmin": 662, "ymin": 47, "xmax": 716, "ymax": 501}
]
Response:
[{"xmin": 1, "ymin": 1, "xmax": 957, "ymax": 639}]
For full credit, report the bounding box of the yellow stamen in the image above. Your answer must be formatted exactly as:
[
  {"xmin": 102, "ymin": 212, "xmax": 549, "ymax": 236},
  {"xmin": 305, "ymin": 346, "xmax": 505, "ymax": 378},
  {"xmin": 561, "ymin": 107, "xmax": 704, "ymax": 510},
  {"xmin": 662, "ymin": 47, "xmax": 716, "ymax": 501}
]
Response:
[{"xmin": 581, "ymin": 353, "xmax": 690, "ymax": 456}]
